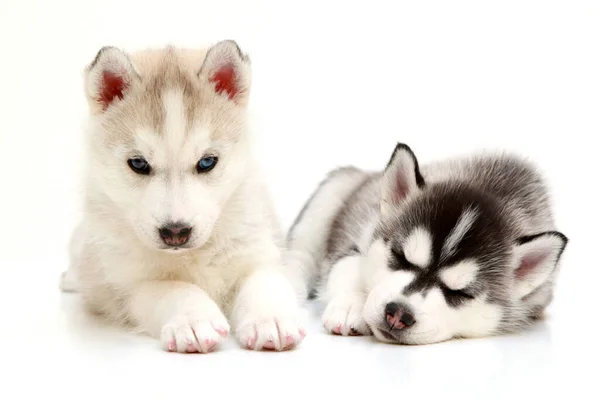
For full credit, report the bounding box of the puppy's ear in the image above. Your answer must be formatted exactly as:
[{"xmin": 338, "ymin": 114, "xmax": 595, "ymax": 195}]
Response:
[
  {"xmin": 198, "ymin": 40, "xmax": 251, "ymax": 105},
  {"xmin": 84, "ymin": 46, "xmax": 139, "ymax": 114},
  {"xmin": 512, "ymin": 232, "xmax": 568, "ymax": 299},
  {"xmin": 380, "ymin": 143, "xmax": 425, "ymax": 217}
]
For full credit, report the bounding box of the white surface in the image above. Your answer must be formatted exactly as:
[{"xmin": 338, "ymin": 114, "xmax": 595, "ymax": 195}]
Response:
[
  {"xmin": 0, "ymin": 1, "xmax": 599, "ymax": 399},
  {"xmin": 2, "ymin": 260, "xmax": 597, "ymax": 399}
]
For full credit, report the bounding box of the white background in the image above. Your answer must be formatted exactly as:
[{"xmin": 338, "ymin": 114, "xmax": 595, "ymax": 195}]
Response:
[{"xmin": 0, "ymin": 1, "xmax": 598, "ymax": 399}]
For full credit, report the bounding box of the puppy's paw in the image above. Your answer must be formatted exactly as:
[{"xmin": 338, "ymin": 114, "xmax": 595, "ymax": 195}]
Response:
[
  {"xmin": 160, "ymin": 311, "xmax": 229, "ymax": 354},
  {"xmin": 236, "ymin": 310, "xmax": 306, "ymax": 351},
  {"xmin": 322, "ymin": 296, "xmax": 370, "ymax": 336}
]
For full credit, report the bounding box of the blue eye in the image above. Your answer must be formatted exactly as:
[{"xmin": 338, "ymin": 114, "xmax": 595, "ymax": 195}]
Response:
[
  {"xmin": 127, "ymin": 157, "xmax": 151, "ymax": 175},
  {"xmin": 197, "ymin": 156, "xmax": 218, "ymax": 173}
]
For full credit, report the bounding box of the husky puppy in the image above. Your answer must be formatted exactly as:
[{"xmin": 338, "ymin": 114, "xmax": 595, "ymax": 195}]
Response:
[
  {"xmin": 59, "ymin": 40, "xmax": 306, "ymax": 353},
  {"xmin": 285, "ymin": 143, "xmax": 568, "ymax": 344}
]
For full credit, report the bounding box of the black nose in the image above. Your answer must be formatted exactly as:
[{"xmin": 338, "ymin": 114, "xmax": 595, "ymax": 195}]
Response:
[
  {"xmin": 385, "ymin": 302, "xmax": 415, "ymax": 330},
  {"xmin": 158, "ymin": 222, "xmax": 192, "ymax": 247}
]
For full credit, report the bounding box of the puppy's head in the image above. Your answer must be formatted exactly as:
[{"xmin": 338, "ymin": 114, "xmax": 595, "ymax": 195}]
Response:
[
  {"xmin": 83, "ymin": 41, "xmax": 252, "ymax": 251},
  {"xmin": 361, "ymin": 144, "xmax": 568, "ymax": 344}
]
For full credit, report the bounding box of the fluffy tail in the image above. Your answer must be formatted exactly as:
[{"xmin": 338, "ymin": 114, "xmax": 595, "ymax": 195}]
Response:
[
  {"xmin": 281, "ymin": 249, "xmax": 318, "ymax": 303},
  {"xmin": 282, "ymin": 166, "xmax": 368, "ymax": 302}
]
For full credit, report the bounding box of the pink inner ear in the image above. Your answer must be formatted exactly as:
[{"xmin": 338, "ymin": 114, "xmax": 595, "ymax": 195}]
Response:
[
  {"xmin": 209, "ymin": 64, "xmax": 238, "ymax": 100},
  {"xmin": 392, "ymin": 173, "xmax": 409, "ymax": 204},
  {"xmin": 515, "ymin": 252, "xmax": 548, "ymax": 279},
  {"xmin": 99, "ymin": 71, "xmax": 127, "ymax": 110}
]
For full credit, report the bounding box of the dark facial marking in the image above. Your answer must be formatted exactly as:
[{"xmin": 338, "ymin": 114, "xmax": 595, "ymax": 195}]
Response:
[
  {"xmin": 440, "ymin": 284, "xmax": 475, "ymax": 307},
  {"xmin": 383, "ymin": 183, "xmax": 509, "ymax": 308},
  {"xmin": 389, "ymin": 248, "xmax": 421, "ymax": 273},
  {"xmin": 396, "ymin": 265, "xmax": 477, "ymax": 308}
]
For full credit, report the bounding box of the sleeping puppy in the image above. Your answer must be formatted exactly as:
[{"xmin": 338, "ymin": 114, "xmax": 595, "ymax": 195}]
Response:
[{"xmin": 285, "ymin": 143, "xmax": 567, "ymax": 344}]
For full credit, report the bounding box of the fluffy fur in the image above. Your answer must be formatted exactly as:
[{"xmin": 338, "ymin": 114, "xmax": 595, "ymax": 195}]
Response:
[
  {"xmin": 60, "ymin": 40, "xmax": 306, "ymax": 353},
  {"xmin": 285, "ymin": 143, "xmax": 568, "ymax": 344}
]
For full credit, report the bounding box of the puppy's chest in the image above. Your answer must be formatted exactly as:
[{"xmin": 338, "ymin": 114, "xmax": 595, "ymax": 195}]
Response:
[
  {"xmin": 193, "ymin": 268, "xmax": 226, "ymax": 296},
  {"xmin": 170, "ymin": 253, "xmax": 250, "ymax": 309},
  {"xmin": 119, "ymin": 243, "xmax": 255, "ymax": 309}
]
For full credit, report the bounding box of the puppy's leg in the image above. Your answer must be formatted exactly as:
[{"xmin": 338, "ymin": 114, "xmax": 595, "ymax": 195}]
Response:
[
  {"xmin": 320, "ymin": 255, "xmax": 371, "ymax": 336},
  {"xmin": 128, "ymin": 281, "xmax": 229, "ymax": 354},
  {"xmin": 232, "ymin": 268, "xmax": 306, "ymax": 351}
]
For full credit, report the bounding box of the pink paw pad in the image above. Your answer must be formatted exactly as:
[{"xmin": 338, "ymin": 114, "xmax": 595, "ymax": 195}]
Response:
[
  {"xmin": 332, "ymin": 325, "xmax": 342, "ymax": 334},
  {"xmin": 168, "ymin": 340, "xmax": 176, "ymax": 352},
  {"xmin": 285, "ymin": 335, "xmax": 295, "ymax": 345},
  {"xmin": 281, "ymin": 335, "xmax": 297, "ymax": 350},
  {"xmin": 204, "ymin": 339, "xmax": 217, "ymax": 352},
  {"xmin": 186, "ymin": 343, "xmax": 197, "ymax": 353},
  {"xmin": 263, "ymin": 340, "xmax": 277, "ymax": 350},
  {"xmin": 246, "ymin": 337, "xmax": 256, "ymax": 349}
]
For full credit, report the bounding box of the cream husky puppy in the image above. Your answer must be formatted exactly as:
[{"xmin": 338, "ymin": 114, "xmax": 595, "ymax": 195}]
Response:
[{"xmin": 59, "ymin": 40, "xmax": 306, "ymax": 353}]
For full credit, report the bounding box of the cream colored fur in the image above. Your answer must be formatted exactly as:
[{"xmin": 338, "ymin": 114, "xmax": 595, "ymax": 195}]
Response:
[{"xmin": 60, "ymin": 41, "xmax": 306, "ymax": 353}]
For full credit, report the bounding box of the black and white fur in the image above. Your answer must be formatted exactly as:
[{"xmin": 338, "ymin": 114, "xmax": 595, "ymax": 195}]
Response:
[{"xmin": 285, "ymin": 143, "xmax": 568, "ymax": 344}]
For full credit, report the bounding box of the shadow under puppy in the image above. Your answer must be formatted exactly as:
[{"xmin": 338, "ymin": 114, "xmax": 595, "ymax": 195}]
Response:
[
  {"xmin": 285, "ymin": 143, "xmax": 568, "ymax": 344},
  {"xmin": 60, "ymin": 40, "xmax": 305, "ymax": 353}
]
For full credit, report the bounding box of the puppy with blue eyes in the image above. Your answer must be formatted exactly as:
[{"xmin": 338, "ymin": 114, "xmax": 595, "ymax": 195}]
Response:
[
  {"xmin": 285, "ymin": 143, "xmax": 568, "ymax": 344},
  {"xmin": 59, "ymin": 41, "xmax": 306, "ymax": 353}
]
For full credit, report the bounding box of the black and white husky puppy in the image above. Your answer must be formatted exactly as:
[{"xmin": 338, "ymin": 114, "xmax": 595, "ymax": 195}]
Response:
[{"xmin": 285, "ymin": 143, "xmax": 568, "ymax": 344}]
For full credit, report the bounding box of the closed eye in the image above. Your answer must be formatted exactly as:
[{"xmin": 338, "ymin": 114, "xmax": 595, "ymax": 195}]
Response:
[
  {"xmin": 445, "ymin": 288, "xmax": 474, "ymax": 299},
  {"xmin": 440, "ymin": 284, "xmax": 475, "ymax": 307},
  {"xmin": 390, "ymin": 248, "xmax": 420, "ymax": 272}
]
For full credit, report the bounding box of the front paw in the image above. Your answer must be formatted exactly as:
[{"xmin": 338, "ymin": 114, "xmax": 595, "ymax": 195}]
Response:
[
  {"xmin": 160, "ymin": 311, "xmax": 229, "ymax": 354},
  {"xmin": 236, "ymin": 310, "xmax": 306, "ymax": 352},
  {"xmin": 322, "ymin": 296, "xmax": 371, "ymax": 336}
]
